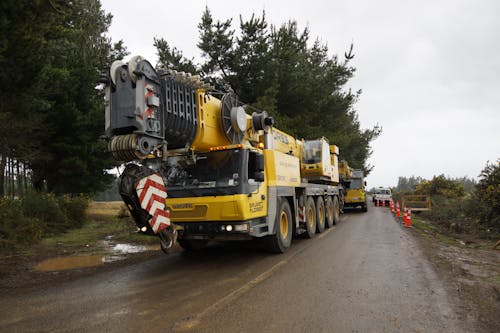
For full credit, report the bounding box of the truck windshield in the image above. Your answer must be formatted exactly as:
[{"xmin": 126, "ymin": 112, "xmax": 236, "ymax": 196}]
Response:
[
  {"xmin": 352, "ymin": 170, "xmax": 364, "ymax": 178},
  {"xmin": 349, "ymin": 179, "xmax": 363, "ymax": 189},
  {"xmin": 302, "ymin": 140, "xmax": 322, "ymax": 164},
  {"xmin": 164, "ymin": 149, "xmax": 249, "ymax": 197}
]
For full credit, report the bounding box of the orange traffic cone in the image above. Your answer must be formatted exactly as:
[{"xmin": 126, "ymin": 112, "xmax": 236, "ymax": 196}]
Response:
[
  {"xmin": 376, "ymin": 200, "xmax": 379, "ymax": 207},
  {"xmin": 390, "ymin": 200, "xmax": 394, "ymax": 213},
  {"xmin": 396, "ymin": 201, "xmax": 401, "ymax": 217},
  {"xmin": 403, "ymin": 207, "xmax": 408, "ymax": 224},
  {"xmin": 382, "ymin": 200, "xmax": 385, "ymax": 207},
  {"xmin": 405, "ymin": 209, "xmax": 412, "ymax": 228}
]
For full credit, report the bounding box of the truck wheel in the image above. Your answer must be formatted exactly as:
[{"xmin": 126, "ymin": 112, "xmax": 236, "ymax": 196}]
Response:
[
  {"xmin": 265, "ymin": 199, "xmax": 293, "ymax": 253},
  {"xmin": 325, "ymin": 196, "xmax": 334, "ymax": 228},
  {"xmin": 332, "ymin": 196, "xmax": 340, "ymax": 225},
  {"xmin": 362, "ymin": 202, "xmax": 368, "ymax": 212},
  {"xmin": 178, "ymin": 239, "xmax": 208, "ymax": 251},
  {"xmin": 316, "ymin": 196, "xmax": 325, "ymax": 233},
  {"xmin": 304, "ymin": 197, "xmax": 316, "ymax": 238}
]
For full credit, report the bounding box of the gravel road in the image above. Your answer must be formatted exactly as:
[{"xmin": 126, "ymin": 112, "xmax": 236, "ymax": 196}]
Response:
[{"xmin": 0, "ymin": 202, "xmax": 468, "ymax": 332}]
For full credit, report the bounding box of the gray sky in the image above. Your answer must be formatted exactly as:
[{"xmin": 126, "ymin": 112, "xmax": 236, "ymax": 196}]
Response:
[{"xmin": 101, "ymin": 0, "xmax": 500, "ymax": 187}]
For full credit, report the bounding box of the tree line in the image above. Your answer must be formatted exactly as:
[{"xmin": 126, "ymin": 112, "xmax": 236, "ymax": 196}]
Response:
[
  {"xmin": 0, "ymin": 0, "xmax": 127, "ymax": 197},
  {"xmin": 1, "ymin": 2, "xmax": 379, "ymax": 198},
  {"xmin": 391, "ymin": 162, "xmax": 499, "ymax": 235},
  {"xmin": 394, "ymin": 175, "xmax": 477, "ymax": 194},
  {"xmin": 155, "ymin": 7, "xmax": 381, "ymax": 174}
]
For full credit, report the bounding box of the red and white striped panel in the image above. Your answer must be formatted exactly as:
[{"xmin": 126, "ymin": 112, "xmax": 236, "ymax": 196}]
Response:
[
  {"xmin": 135, "ymin": 173, "xmax": 170, "ymax": 233},
  {"xmin": 298, "ymin": 205, "xmax": 305, "ymax": 222}
]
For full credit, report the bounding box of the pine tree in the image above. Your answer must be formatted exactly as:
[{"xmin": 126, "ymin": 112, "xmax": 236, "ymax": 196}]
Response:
[
  {"xmin": 0, "ymin": 0, "xmax": 126, "ymax": 195},
  {"xmin": 154, "ymin": 38, "xmax": 197, "ymax": 73},
  {"xmin": 156, "ymin": 7, "xmax": 382, "ymax": 175}
]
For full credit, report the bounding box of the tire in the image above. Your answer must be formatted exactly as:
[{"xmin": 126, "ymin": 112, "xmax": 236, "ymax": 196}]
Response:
[
  {"xmin": 325, "ymin": 196, "xmax": 334, "ymax": 228},
  {"xmin": 362, "ymin": 203, "xmax": 368, "ymax": 212},
  {"xmin": 178, "ymin": 239, "xmax": 208, "ymax": 251},
  {"xmin": 316, "ymin": 196, "xmax": 325, "ymax": 233},
  {"xmin": 304, "ymin": 196, "xmax": 316, "ymax": 238},
  {"xmin": 265, "ymin": 198, "xmax": 293, "ymax": 253},
  {"xmin": 332, "ymin": 196, "xmax": 340, "ymax": 225}
]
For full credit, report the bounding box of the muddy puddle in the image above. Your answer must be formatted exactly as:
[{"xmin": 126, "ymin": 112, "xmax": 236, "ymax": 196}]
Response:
[
  {"xmin": 35, "ymin": 256, "xmax": 105, "ymax": 271},
  {"xmin": 35, "ymin": 243, "xmax": 160, "ymax": 272}
]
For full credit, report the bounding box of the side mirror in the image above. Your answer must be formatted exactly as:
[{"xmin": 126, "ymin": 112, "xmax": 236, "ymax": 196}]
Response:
[
  {"xmin": 254, "ymin": 171, "xmax": 265, "ymax": 182},
  {"xmin": 249, "ymin": 151, "xmax": 264, "ymax": 172}
]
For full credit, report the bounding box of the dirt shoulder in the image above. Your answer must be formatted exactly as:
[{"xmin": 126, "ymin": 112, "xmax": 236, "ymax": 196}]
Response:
[
  {"xmin": 408, "ymin": 216, "xmax": 500, "ymax": 332},
  {"xmin": 0, "ymin": 247, "xmax": 165, "ymax": 296},
  {"xmin": 0, "ymin": 202, "xmax": 168, "ymax": 294}
]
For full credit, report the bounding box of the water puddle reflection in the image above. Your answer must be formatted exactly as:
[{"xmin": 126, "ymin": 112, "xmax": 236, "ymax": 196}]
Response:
[
  {"xmin": 35, "ymin": 255, "xmax": 104, "ymax": 271},
  {"xmin": 112, "ymin": 243, "xmax": 158, "ymax": 253},
  {"xmin": 35, "ymin": 243, "xmax": 160, "ymax": 272}
]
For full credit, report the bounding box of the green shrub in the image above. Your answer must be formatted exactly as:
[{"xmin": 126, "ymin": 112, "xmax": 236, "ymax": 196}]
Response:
[
  {"xmin": 416, "ymin": 175, "xmax": 465, "ymax": 198},
  {"xmin": 58, "ymin": 195, "xmax": 90, "ymax": 228},
  {"xmin": 474, "ymin": 160, "xmax": 500, "ymax": 232},
  {"xmin": 0, "ymin": 193, "xmax": 94, "ymax": 251},
  {"xmin": 420, "ymin": 194, "xmax": 486, "ymax": 235},
  {"xmin": 0, "ymin": 198, "xmax": 44, "ymax": 250},
  {"xmin": 21, "ymin": 191, "xmax": 67, "ymax": 234}
]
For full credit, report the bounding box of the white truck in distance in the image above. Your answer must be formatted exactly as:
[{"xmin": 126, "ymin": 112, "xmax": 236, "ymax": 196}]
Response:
[{"xmin": 373, "ymin": 187, "xmax": 392, "ymax": 205}]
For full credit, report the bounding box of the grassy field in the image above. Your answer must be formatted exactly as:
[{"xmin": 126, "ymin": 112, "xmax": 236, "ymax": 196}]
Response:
[
  {"xmin": 2, "ymin": 201, "xmax": 157, "ymax": 259},
  {"xmin": 86, "ymin": 201, "xmax": 125, "ymax": 218},
  {"xmin": 410, "ymin": 214, "xmax": 495, "ymax": 249}
]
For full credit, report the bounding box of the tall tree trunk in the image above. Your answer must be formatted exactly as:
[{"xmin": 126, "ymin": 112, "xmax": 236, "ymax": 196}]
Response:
[
  {"xmin": 10, "ymin": 157, "xmax": 15, "ymax": 197},
  {"xmin": 23, "ymin": 162, "xmax": 29, "ymax": 192},
  {"xmin": 0, "ymin": 155, "xmax": 5, "ymax": 197},
  {"xmin": 16, "ymin": 160, "xmax": 21, "ymax": 197},
  {"xmin": 6, "ymin": 157, "xmax": 10, "ymax": 197}
]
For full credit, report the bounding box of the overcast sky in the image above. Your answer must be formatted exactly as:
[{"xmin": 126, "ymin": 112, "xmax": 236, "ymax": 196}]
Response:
[{"xmin": 101, "ymin": 0, "xmax": 500, "ymax": 187}]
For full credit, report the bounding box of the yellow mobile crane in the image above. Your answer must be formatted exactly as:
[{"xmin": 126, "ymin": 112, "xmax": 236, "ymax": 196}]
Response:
[{"xmin": 105, "ymin": 56, "xmax": 344, "ymax": 253}]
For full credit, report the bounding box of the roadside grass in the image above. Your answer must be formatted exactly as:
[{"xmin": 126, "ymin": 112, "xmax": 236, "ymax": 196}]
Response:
[
  {"xmin": 85, "ymin": 201, "xmax": 158, "ymax": 244},
  {"xmin": 411, "ymin": 215, "xmax": 494, "ymax": 249},
  {"xmin": 411, "ymin": 215, "xmax": 466, "ymax": 246},
  {"xmin": 2, "ymin": 202, "xmax": 157, "ymax": 260},
  {"xmin": 86, "ymin": 201, "xmax": 125, "ymax": 219},
  {"xmin": 483, "ymin": 274, "xmax": 500, "ymax": 284},
  {"xmin": 409, "ymin": 217, "xmax": 451, "ymax": 250},
  {"xmin": 39, "ymin": 219, "xmax": 156, "ymax": 254},
  {"xmin": 0, "ymin": 201, "xmax": 162, "ymax": 290}
]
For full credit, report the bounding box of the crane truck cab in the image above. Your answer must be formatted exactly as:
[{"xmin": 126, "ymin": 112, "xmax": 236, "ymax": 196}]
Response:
[{"xmin": 343, "ymin": 169, "xmax": 368, "ymax": 212}]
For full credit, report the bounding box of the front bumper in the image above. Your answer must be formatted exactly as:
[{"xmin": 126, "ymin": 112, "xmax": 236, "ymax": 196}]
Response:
[{"xmin": 175, "ymin": 218, "xmax": 268, "ymax": 240}]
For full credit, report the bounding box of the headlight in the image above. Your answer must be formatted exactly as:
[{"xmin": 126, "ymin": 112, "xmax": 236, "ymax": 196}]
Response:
[{"xmin": 234, "ymin": 224, "xmax": 248, "ymax": 232}]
